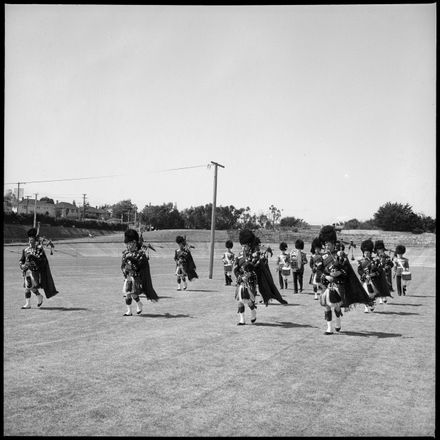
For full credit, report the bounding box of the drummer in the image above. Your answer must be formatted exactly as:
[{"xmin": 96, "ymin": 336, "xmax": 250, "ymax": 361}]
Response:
[
  {"xmin": 276, "ymin": 242, "xmax": 291, "ymax": 290},
  {"xmin": 393, "ymin": 245, "xmax": 411, "ymax": 296},
  {"xmin": 222, "ymin": 240, "xmax": 236, "ymax": 286}
]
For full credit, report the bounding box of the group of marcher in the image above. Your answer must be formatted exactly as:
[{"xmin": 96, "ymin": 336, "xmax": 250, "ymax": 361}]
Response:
[
  {"xmin": 222, "ymin": 225, "xmax": 411, "ymax": 332},
  {"xmin": 17, "ymin": 225, "xmax": 411, "ymax": 334}
]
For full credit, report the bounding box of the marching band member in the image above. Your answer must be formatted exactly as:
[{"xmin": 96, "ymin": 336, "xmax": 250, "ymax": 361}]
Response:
[
  {"xmin": 347, "ymin": 240, "xmax": 356, "ymax": 261},
  {"xmin": 374, "ymin": 240, "xmax": 395, "ymax": 294},
  {"xmin": 222, "ymin": 240, "xmax": 235, "ymax": 286},
  {"xmin": 357, "ymin": 239, "xmax": 392, "ymax": 312},
  {"xmin": 290, "ymin": 239, "xmax": 308, "ymax": 293},
  {"xmin": 318, "ymin": 225, "xmax": 372, "ymax": 334},
  {"xmin": 19, "ymin": 227, "xmax": 58, "ymax": 309},
  {"xmin": 233, "ymin": 238, "xmax": 258, "ymax": 325},
  {"xmin": 238, "ymin": 230, "xmax": 288, "ymax": 309},
  {"xmin": 275, "ymin": 242, "xmax": 291, "ymax": 290},
  {"xmin": 174, "ymin": 235, "xmax": 198, "ymax": 291},
  {"xmin": 393, "ymin": 245, "xmax": 410, "ymax": 296},
  {"xmin": 309, "ymin": 237, "xmax": 324, "ymax": 300},
  {"xmin": 121, "ymin": 229, "xmax": 158, "ymax": 316}
]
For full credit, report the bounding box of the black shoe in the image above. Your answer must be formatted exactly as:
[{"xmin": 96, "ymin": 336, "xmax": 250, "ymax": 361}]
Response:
[
  {"xmin": 335, "ymin": 327, "xmax": 341, "ymax": 332},
  {"xmin": 324, "ymin": 331, "xmax": 333, "ymax": 335},
  {"xmin": 237, "ymin": 322, "xmax": 245, "ymax": 326},
  {"xmin": 123, "ymin": 312, "xmax": 132, "ymax": 316}
]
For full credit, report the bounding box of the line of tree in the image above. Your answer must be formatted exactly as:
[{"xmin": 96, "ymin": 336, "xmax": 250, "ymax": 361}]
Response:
[
  {"xmin": 4, "ymin": 192, "xmax": 435, "ymax": 233},
  {"xmin": 110, "ymin": 200, "xmax": 309, "ymax": 231},
  {"xmin": 343, "ymin": 202, "xmax": 435, "ymax": 233}
]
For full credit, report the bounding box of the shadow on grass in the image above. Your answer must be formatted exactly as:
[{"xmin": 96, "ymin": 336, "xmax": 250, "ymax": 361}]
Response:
[
  {"xmin": 373, "ymin": 311, "xmax": 419, "ymax": 316},
  {"xmin": 254, "ymin": 321, "xmax": 317, "ymax": 329},
  {"xmin": 139, "ymin": 295, "xmax": 173, "ymax": 299},
  {"xmin": 185, "ymin": 289, "xmax": 219, "ymax": 293},
  {"xmin": 38, "ymin": 307, "xmax": 90, "ymax": 311},
  {"xmin": 387, "ymin": 302, "xmax": 422, "ymax": 307},
  {"xmin": 137, "ymin": 313, "xmax": 192, "ymax": 319},
  {"xmin": 265, "ymin": 302, "xmax": 299, "ymax": 307},
  {"xmin": 405, "ymin": 295, "xmax": 435, "ymax": 298},
  {"xmin": 340, "ymin": 330, "xmax": 402, "ymax": 338}
]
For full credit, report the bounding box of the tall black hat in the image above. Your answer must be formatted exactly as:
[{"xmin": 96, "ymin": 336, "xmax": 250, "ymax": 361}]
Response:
[
  {"xmin": 225, "ymin": 240, "xmax": 233, "ymax": 249},
  {"xmin": 239, "ymin": 229, "xmax": 256, "ymax": 247},
  {"xmin": 279, "ymin": 241, "xmax": 288, "ymax": 251},
  {"xmin": 319, "ymin": 225, "xmax": 337, "ymax": 244},
  {"xmin": 124, "ymin": 229, "xmax": 139, "ymax": 243},
  {"xmin": 295, "ymin": 239, "xmax": 304, "ymax": 250},
  {"xmin": 176, "ymin": 235, "xmax": 186, "ymax": 245},
  {"xmin": 27, "ymin": 228, "xmax": 38, "ymax": 238},
  {"xmin": 310, "ymin": 237, "xmax": 322, "ymax": 254},
  {"xmin": 361, "ymin": 239, "xmax": 374, "ymax": 253},
  {"xmin": 374, "ymin": 240, "xmax": 385, "ymax": 252},
  {"xmin": 395, "ymin": 244, "xmax": 406, "ymax": 255}
]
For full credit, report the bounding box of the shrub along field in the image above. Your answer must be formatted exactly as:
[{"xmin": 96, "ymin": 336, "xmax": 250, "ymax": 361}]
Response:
[{"xmin": 3, "ymin": 235, "xmax": 435, "ymax": 436}]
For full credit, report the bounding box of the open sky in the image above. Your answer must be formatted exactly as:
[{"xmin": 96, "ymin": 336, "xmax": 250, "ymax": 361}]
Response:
[{"xmin": 4, "ymin": 4, "xmax": 436, "ymax": 225}]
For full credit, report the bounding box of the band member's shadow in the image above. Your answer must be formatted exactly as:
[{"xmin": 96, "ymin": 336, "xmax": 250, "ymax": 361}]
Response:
[
  {"xmin": 373, "ymin": 311, "xmax": 419, "ymax": 316},
  {"xmin": 387, "ymin": 303, "xmax": 422, "ymax": 307},
  {"xmin": 138, "ymin": 313, "xmax": 192, "ymax": 319},
  {"xmin": 405, "ymin": 295, "xmax": 435, "ymax": 298},
  {"xmin": 254, "ymin": 321, "xmax": 317, "ymax": 329},
  {"xmin": 185, "ymin": 289, "xmax": 218, "ymax": 293},
  {"xmin": 340, "ymin": 330, "xmax": 402, "ymax": 338},
  {"xmin": 38, "ymin": 307, "xmax": 90, "ymax": 311},
  {"xmin": 264, "ymin": 303, "xmax": 299, "ymax": 307},
  {"xmin": 140, "ymin": 295, "xmax": 173, "ymax": 299}
]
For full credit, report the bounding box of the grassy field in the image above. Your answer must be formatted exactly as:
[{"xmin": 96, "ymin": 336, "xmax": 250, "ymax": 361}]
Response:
[{"xmin": 3, "ymin": 239, "xmax": 436, "ymax": 436}]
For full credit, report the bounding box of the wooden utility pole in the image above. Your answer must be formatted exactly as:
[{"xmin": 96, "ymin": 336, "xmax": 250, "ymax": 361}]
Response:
[
  {"xmin": 33, "ymin": 193, "xmax": 38, "ymax": 228},
  {"xmin": 82, "ymin": 194, "xmax": 87, "ymax": 220},
  {"xmin": 15, "ymin": 182, "xmax": 24, "ymax": 213},
  {"xmin": 208, "ymin": 161, "xmax": 225, "ymax": 279}
]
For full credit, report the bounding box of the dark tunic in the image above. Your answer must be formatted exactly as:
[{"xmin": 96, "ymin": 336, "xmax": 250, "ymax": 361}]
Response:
[
  {"xmin": 174, "ymin": 247, "xmax": 198, "ymax": 281},
  {"xmin": 121, "ymin": 246, "xmax": 159, "ymax": 301},
  {"xmin": 19, "ymin": 244, "xmax": 58, "ymax": 298}
]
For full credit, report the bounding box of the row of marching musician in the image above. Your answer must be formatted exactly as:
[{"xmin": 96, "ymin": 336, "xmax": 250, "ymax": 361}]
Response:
[
  {"xmin": 17, "ymin": 226, "xmax": 410, "ymax": 335},
  {"xmin": 222, "ymin": 225, "xmax": 411, "ymax": 334}
]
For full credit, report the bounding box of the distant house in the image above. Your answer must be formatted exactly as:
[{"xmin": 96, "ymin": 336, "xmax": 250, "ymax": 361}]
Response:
[
  {"xmin": 3, "ymin": 201, "xmax": 13, "ymax": 213},
  {"xmin": 17, "ymin": 199, "xmax": 56, "ymax": 217},
  {"xmin": 55, "ymin": 201, "xmax": 80, "ymax": 219},
  {"xmin": 84, "ymin": 206, "xmax": 111, "ymax": 221}
]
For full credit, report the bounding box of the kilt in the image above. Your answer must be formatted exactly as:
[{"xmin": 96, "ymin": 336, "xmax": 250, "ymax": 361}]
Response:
[
  {"xmin": 23, "ymin": 269, "xmax": 40, "ymax": 290},
  {"xmin": 122, "ymin": 275, "xmax": 141, "ymax": 295},
  {"xmin": 363, "ymin": 281, "xmax": 379, "ymax": 299},
  {"xmin": 320, "ymin": 285, "xmax": 343, "ymax": 308},
  {"xmin": 235, "ymin": 283, "xmax": 256, "ymax": 303}
]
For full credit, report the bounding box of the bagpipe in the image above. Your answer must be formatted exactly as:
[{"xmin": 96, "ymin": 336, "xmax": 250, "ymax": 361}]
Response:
[{"xmin": 362, "ymin": 267, "xmax": 376, "ymax": 295}]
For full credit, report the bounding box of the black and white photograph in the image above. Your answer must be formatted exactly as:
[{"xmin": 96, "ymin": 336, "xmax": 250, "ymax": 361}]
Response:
[{"xmin": 4, "ymin": 4, "xmax": 436, "ymax": 437}]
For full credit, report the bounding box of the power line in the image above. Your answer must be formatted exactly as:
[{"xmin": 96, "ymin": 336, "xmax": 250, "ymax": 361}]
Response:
[
  {"xmin": 4, "ymin": 164, "xmax": 209, "ymax": 186},
  {"xmin": 4, "ymin": 174, "xmax": 123, "ymax": 185}
]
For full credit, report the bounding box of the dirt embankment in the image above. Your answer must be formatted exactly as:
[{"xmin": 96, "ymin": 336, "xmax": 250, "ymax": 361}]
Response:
[
  {"xmin": 3, "ymin": 224, "xmax": 120, "ymax": 244},
  {"xmin": 4, "ymin": 225, "xmax": 435, "ymax": 248}
]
